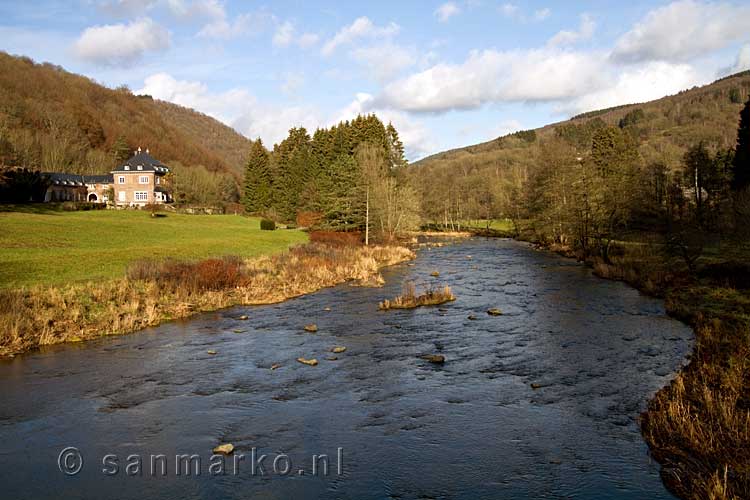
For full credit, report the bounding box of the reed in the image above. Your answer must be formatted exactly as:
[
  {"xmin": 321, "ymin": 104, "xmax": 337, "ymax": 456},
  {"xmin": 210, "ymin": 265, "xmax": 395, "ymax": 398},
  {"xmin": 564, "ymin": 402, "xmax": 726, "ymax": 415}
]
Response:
[{"xmin": 378, "ymin": 283, "xmax": 456, "ymax": 310}]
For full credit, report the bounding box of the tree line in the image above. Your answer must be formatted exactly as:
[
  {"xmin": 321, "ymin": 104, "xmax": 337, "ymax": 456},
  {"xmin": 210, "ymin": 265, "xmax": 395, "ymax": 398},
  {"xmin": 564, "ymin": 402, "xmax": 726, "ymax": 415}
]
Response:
[{"xmin": 243, "ymin": 114, "xmax": 419, "ymax": 240}]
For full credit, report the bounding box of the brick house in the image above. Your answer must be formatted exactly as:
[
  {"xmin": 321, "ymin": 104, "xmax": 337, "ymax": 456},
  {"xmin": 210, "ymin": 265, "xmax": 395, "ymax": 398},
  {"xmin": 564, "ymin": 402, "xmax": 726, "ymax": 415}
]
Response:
[{"xmin": 43, "ymin": 148, "xmax": 171, "ymax": 206}]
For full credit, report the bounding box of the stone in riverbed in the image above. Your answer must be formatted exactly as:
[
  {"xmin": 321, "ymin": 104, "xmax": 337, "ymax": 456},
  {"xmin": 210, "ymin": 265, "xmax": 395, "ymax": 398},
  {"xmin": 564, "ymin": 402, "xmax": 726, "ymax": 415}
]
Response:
[
  {"xmin": 487, "ymin": 308, "xmax": 503, "ymax": 316},
  {"xmin": 467, "ymin": 315, "xmax": 478, "ymax": 320},
  {"xmin": 304, "ymin": 324, "xmax": 318, "ymax": 333},
  {"xmin": 207, "ymin": 350, "xmax": 217, "ymax": 355},
  {"xmin": 323, "ymin": 307, "xmax": 331, "ymax": 312},
  {"xmin": 238, "ymin": 315, "xmax": 249, "ymax": 320},
  {"xmin": 326, "ymin": 356, "xmax": 338, "ymax": 361},
  {"xmin": 531, "ymin": 383, "xmax": 542, "ymax": 390},
  {"xmin": 430, "ymin": 271, "xmax": 440, "ymax": 277},
  {"xmin": 331, "ymin": 346, "xmax": 347, "ymax": 353},
  {"xmin": 421, "ymin": 354, "xmax": 445, "ymax": 364},
  {"xmin": 270, "ymin": 363, "xmax": 281, "ymax": 370},
  {"xmin": 213, "ymin": 443, "xmax": 234, "ymax": 455},
  {"xmin": 297, "ymin": 357, "xmax": 318, "ymax": 366}
]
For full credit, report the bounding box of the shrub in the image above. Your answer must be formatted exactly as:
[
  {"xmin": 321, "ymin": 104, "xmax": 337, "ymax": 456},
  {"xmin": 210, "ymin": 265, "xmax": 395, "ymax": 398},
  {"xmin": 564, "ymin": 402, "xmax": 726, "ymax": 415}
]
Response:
[
  {"xmin": 127, "ymin": 256, "xmax": 244, "ymax": 293},
  {"xmin": 260, "ymin": 219, "xmax": 276, "ymax": 231},
  {"xmin": 379, "ymin": 283, "xmax": 455, "ymax": 310},
  {"xmin": 296, "ymin": 211, "xmax": 323, "ymax": 228}
]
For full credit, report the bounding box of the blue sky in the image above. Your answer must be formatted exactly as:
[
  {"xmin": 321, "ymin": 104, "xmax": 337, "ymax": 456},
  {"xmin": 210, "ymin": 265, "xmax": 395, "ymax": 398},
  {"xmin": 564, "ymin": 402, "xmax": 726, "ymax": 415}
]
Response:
[{"xmin": 1, "ymin": 0, "xmax": 749, "ymax": 160}]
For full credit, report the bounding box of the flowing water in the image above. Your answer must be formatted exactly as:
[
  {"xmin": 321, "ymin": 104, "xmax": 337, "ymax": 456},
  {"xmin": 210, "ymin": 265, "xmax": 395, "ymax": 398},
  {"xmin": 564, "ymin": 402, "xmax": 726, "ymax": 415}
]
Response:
[{"xmin": 0, "ymin": 238, "xmax": 693, "ymax": 499}]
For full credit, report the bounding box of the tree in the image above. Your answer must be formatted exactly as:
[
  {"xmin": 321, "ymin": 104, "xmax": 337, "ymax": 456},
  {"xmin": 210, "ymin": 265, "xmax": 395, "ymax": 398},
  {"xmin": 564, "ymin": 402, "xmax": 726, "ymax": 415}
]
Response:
[
  {"xmin": 731, "ymin": 98, "xmax": 750, "ymax": 192},
  {"xmin": 243, "ymin": 139, "xmax": 271, "ymax": 214},
  {"xmin": 386, "ymin": 122, "xmax": 407, "ymax": 169}
]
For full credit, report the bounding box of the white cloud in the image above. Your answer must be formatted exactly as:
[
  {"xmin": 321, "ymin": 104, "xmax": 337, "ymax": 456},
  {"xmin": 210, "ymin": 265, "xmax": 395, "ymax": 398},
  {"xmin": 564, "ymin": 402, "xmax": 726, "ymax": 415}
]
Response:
[
  {"xmin": 272, "ymin": 21, "xmax": 319, "ymax": 48},
  {"xmin": 435, "ymin": 2, "xmax": 461, "ymax": 22},
  {"xmin": 558, "ymin": 61, "xmax": 706, "ymax": 115},
  {"xmin": 336, "ymin": 93, "xmax": 434, "ymax": 159},
  {"xmin": 165, "ymin": 0, "xmax": 224, "ymax": 21},
  {"xmin": 136, "ymin": 72, "xmax": 320, "ymax": 145},
  {"xmin": 612, "ymin": 0, "xmax": 750, "ymax": 63},
  {"xmin": 74, "ymin": 17, "xmax": 170, "ymax": 66},
  {"xmin": 376, "ymin": 48, "xmax": 608, "ymax": 112},
  {"xmin": 136, "ymin": 73, "xmax": 432, "ymax": 158},
  {"xmin": 321, "ymin": 17, "xmax": 400, "ymax": 56},
  {"xmin": 281, "ymin": 72, "xmax": 305, "ymax": 95},
  {"xmin": 198, "ymin": 11, "xmax": 271, "ymax": 39},
  {"xmin": 273, "ymin": 21, "xmax": 294, "ymax": 47},
  {"xmin": 350, "ymin": 43, "xmax": 417, "ymax": 82},
  {"xmin": 499, "ymin": 3, "xmax": 519, "ymax": 17},
  {"xmin": 547, "ymin": 13, "xmax": 595, "ymax": 46},
  {"xmin": 729, "ymin": 44, "xmax": 750, "ymax": 74},
  {"xmin": 534, "ymin": 8, "xmax": 551, "ymax": 21}
]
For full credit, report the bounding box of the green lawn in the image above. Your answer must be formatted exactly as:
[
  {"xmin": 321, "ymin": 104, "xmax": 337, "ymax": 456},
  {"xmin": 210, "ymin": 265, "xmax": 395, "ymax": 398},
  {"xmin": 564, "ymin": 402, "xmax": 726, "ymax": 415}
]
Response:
[
  {"xmin": 464, "ymin": 219, "xmax": 516, "ymax": 232},
  {"xmin": 0, "ymin": 209, "xmax": 308, "ymax": 288}
]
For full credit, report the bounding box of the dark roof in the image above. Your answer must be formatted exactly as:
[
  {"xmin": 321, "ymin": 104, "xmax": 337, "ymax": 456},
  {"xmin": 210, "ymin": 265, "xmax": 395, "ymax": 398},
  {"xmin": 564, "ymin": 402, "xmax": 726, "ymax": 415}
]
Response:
[
  {"xmin": 43, "ymin": 173, "xmax": 113, "ymax": 186},
  {"xmin": 112, "ymin": 150, "xmax": 170, "ymax": 174}
]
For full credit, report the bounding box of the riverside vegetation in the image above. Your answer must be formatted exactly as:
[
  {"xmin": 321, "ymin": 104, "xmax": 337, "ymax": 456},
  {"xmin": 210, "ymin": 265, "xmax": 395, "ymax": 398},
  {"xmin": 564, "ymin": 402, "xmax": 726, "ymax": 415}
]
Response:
[{"xmin": 0, "ymin": 243, "xmax": 414, "ymax": 357}]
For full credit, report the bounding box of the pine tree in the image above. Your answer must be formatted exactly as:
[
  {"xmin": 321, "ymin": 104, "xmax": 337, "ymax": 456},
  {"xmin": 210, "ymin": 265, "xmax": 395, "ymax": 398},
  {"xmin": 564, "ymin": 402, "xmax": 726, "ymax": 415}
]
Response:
[
  {"xmin": 386, "ymin": 122, "xmax": 407, "ymax": 169},
  {"xmin": 111, "ymin": 135, "xmax": 131, "ymax": 164},
  {"xmin": 243, "ymin": 139, "xmax": 271, "ymax": 214},
  {"xmin": 731, "ymin": 98, "xmax": 750, "ymax": 192}
]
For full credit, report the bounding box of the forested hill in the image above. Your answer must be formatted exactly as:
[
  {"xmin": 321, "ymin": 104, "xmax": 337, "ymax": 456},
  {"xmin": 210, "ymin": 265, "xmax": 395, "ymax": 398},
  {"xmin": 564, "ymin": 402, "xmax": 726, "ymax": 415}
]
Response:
[
  {"xmin": 413, "ymin": 70, "xmax": 750, "ymax": 174},
  {"xmin": 0, "ymin": 51, "xmax": 251, "ymax": 178}
]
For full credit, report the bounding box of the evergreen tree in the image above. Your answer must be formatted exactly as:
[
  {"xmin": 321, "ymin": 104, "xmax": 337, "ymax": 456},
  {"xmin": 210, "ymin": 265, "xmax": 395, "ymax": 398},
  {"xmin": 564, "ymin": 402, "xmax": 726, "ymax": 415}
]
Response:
[
  {"xmin": 243, "ymin": 139, "xmax": 271, "ymax": 214},
  {"xmin": 731, "ymin": 98, "xmax": 750, "ymax": 192},
  {"xmin": 386, "ymin": 122, "xmax": 407, "ymax": 169},
  {"xmin": 111, "ymin": 135, "xmax": 131, "ymax": 164}
]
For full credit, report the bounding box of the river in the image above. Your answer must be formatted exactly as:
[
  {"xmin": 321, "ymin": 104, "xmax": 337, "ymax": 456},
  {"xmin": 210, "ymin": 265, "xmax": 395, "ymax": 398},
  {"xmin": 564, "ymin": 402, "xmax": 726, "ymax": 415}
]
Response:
[{"xmin": 0, "ymin": 238, "xmax": 693, "ymax": 499}]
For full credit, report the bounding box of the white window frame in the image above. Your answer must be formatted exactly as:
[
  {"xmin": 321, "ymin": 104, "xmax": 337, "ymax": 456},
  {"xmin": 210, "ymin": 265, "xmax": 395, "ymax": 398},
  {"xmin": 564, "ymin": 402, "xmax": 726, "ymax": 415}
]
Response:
[
  {"xmin": 155, "ymin": 177, "xmax": 160, "ymax": 185},
  {"xmin": 124, "ymin": 165, "xmax": 130, "ymax": 170},
  {"xmin": 138, "ymin": 175, "xmax": 149, "ymax": 184},
  {"xmin": 134, "ymin": 191, "xmax": 149, "ymax": 202},
  {"xmin": 118, "ymin": 176, "xmax": 125, "ymax": 184},
  {"xmin": 137, "ymin": 165, "xmax": 143, "ymax": 171},
  {"xmin": 118, "ymin": 191, "xmax": 127, "ymax": 202}
]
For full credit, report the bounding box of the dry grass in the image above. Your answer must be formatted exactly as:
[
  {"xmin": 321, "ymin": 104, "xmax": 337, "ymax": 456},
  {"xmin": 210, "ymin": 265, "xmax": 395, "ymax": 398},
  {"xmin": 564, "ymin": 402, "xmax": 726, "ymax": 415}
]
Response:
[
  {"xmin": 0, "ymin": 243, "xmax": 415, "ymax": 357},
  {"xmin": 378, "ymin": 282, "xmax": 456, "ymax": 310}
]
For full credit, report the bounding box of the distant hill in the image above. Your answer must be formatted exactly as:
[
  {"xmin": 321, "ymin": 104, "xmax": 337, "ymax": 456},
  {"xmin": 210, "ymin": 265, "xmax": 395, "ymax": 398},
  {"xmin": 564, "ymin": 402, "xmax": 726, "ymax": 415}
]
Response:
[
  {"xmin": 413, "ymin": 70, "xmax": 750, "ymax": 174},
  {"xmin": 0, "ymin": 51, "xmax": 251, "ymax": 178}
]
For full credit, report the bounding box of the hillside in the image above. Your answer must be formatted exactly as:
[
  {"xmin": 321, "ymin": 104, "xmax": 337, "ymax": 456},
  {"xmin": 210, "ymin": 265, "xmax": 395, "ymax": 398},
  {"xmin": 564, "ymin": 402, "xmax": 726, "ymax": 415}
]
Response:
[
  {"xmin": 413, "ymin": 70, "xmax": 750, "ymax": 175},
  {"xmin": 0, "ymin": 51, "xmax": 251, "ymax": 178}
]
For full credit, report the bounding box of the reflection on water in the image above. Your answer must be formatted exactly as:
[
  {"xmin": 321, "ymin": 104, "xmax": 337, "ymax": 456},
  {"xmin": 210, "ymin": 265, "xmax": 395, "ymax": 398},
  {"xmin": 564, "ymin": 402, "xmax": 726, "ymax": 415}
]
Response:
[{"xmin": 0, "ymin": 238, "xmax": 692, "ymax": 499}]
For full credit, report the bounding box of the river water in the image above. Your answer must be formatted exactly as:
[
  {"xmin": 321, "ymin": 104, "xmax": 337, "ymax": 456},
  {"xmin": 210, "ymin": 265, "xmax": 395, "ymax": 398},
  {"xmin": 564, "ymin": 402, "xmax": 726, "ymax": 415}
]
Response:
[{"xmin": 0, "ymin": 238, "xmax": 692, "ymax": 499}]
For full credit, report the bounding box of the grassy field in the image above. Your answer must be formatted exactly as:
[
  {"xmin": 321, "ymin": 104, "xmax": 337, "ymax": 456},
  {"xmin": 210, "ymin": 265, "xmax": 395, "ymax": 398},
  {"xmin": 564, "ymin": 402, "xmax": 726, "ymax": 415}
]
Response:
[{"xmin": 0, "ymin": 209, "xmax": 308, "ymax": 288}]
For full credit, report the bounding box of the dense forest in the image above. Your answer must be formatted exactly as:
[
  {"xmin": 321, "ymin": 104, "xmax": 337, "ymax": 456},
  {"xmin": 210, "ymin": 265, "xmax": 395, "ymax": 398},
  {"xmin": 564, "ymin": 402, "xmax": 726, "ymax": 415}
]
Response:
[
  {"xmin": 244, "ymin": 114, "xmax": 419, "ymax": 239},
  {"xmin": 0, "ymin": 51, "xmax": 248, "ymax": 205}
]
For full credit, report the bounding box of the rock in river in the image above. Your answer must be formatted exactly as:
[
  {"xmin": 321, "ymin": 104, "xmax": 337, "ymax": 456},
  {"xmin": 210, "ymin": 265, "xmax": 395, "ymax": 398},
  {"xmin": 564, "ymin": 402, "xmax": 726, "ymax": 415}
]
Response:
[
  {"xmin": 238, "ymin": 315, "xmax": 249, "ymax": 320},
  {"xmin": 421, "ymin": 354, "xmax": 445, "ymax": 364},
  {"xmin": 297, "ymin": 357, "xmax": 318, "ymax": 366},
  {"xmin": 487, "ymin": 308, "xmax": 503, "ymax": 316},
  {"xmin": 331, "ymin": 346, "xmax": 347, "ymax": 353},
  {"xmin": 213, "ymin": 443, "xmax": 234, "ymax": 455},
  {"xmin": 304, "ymin": 324, "xmax": 318, "ymax": 333},
  {"xmin": 207, "ymin": 350, "xmax": 217, "ymax": 355}
]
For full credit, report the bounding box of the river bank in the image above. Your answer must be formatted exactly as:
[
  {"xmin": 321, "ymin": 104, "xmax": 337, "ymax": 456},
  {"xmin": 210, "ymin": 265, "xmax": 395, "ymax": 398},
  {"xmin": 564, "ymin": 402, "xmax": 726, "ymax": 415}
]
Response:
[
  {"xmin": 0, "ymin": 243, "xmax": 415, "ymax": 358},
  {"xmin": 487, "ymin": 230, "xmax": 750, "ymax": 500},
  {"xmin": 0, "ymin": 237, "xmax": 692, "ymax": 500}
]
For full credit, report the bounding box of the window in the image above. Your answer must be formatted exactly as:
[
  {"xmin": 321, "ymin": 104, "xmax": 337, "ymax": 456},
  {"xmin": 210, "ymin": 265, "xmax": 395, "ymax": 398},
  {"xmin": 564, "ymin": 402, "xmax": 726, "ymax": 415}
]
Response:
[
  {"xmin": 118, "ymin": 191, "xmax": 126, "ymax": 202},
  {"xmin": 134, "ymin": 192, "xmax": 148, "ymax": 201},
  {"xmin": 118, "ymin": 176, "xmax": 125, "ymax": 184},
  {"xmin": 124, "ymin": 166, "xmax": 130, "ymax": 170},
  {"xmin": 139, "ymin": 176, "xmax": 149, "ymax": 184},
  {"xmin": 155, "ymin": 177, "xmax": 160, "ymax": 185},
  {"xmin": 137, "ymin": 165, "xmax": 143, "ymax": 170}
]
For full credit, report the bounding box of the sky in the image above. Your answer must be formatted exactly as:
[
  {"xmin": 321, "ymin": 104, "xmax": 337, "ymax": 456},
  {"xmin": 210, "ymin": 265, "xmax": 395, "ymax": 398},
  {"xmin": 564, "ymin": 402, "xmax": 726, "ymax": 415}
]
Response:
[{"xmin": 1, "ymin": 0, "xmax": 749, "ymax": 160}]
